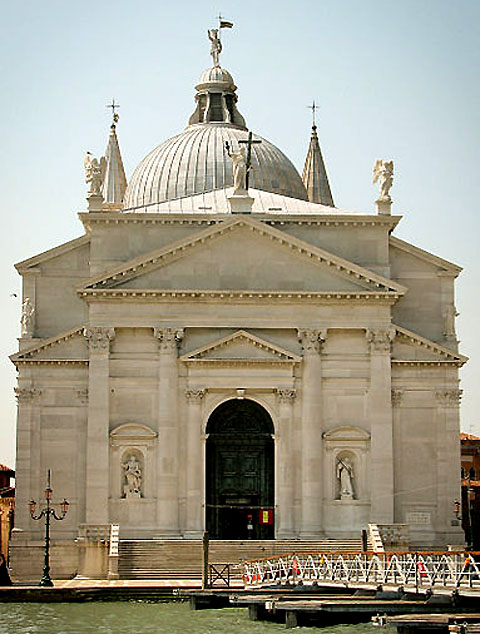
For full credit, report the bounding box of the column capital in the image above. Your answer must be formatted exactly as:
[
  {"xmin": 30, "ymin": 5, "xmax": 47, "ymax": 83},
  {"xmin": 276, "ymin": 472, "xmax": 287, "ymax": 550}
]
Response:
[
  {"xmin": 366, "ymin": 327, "xmax": 395, "ymax": 352},
  {"xmin": 297, "ymin": 328, "xmax": 327, "ymax": 354},
  {"xmin": 83, "ymin": 327, "xmax": 115, "ymax": 352},
  {"xmin": 435, "ymin": 388, "xmax": 462, "ymax": 407},
  {"xmin": 391, "ymin": 389, "xmax": 404, "ymax": 407},
  {"xmin": 276, "ymin": 388, "xmax": 297, "ymax": 403},
  {"xmin": 185, "ymin": 388, "xmax": 206, "ymax": 401},
  {"xmin": 154, "ymin": 327, "xmax": 184, "ymax": 352},
  {"xmin": 14, "ymin": 386, "xmax": 42, "ymax": 402}
]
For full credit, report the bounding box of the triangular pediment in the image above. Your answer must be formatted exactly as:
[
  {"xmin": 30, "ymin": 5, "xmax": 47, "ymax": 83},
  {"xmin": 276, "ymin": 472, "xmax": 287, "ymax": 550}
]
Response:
[
  {"xmin": 392, "ymin": 324, "xmax": 467, "ymax": 365},
  {"xmin": 390, "ymin": 236, "xmax": 462, "ymax": 275},
  {"xmin": 180, "ymin": 330, "xmax": 301, "ymax": 364},
  {"xmin": 15, "ymin": 235, "xmax": 90, "ymax": 273},
  {"xmin": 10, "ymin": 326, "xmax": 87, "ymax": 364},
  {"xmin": 80, "ymin": 216, "xmax": 406, "ymax": 296}
]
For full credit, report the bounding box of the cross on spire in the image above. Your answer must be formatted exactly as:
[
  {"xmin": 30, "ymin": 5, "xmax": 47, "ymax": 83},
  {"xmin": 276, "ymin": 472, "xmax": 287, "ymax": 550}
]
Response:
[
  {"xmin": 107, "ymin": 99, "xmax": 120, "ymax": 125},
  {"xmin": 308, "ymin": 100, "xmax": 320, "ymax": 126}
]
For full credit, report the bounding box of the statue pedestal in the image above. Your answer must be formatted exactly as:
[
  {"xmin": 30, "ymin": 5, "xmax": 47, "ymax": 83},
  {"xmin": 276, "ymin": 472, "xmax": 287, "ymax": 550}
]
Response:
[
  {"xmin": 375, "ymin": 198, "xmax": 392, "ymax": 215},
  {"xmin": 87, "ymin": 193, "xmax": 104, "ymax": 212},
  {"xmin": 228, "ymin": 193, "xmax": 254, "ymax": 214}
]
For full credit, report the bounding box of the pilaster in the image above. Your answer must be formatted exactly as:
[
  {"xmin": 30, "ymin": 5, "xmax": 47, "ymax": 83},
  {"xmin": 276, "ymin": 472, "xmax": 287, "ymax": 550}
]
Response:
[
  {"xmin": 14, "ymin": 386, "xmax": 43, "ymax": 531},
  {"xmin": 184, "ymin": 388, "xmax": 206, "ymax": 537},
  {"xmin": 83, "ymin": 327, "xmax": 115, "ymax": 525},
  {"xmin": 366, "ymin": 328, "xmax": 395, "ymax": 522},
  {"xmin": 154, "ymin": 327, "xmax": 184, "ymax": 535},
  {"xmin": 391, "ymin": 389, "xmax": 404, "ymax": 523},
  {"xmin": 435, "ymin": 389, "xmax": 463, "ymax": 533},
  {"xmin": 275, "ymin": 388, "xmax": 296, "ymax": 538},
  {"xmin": 297, "ymin": 328, "xmax": 327, "ymax": 538}
]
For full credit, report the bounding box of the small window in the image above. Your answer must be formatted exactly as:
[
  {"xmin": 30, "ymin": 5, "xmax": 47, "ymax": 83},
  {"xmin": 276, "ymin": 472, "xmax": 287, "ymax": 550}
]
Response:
[{"xmin": 209, "ymin": 93, "xmax": 223, "ymax": 121}]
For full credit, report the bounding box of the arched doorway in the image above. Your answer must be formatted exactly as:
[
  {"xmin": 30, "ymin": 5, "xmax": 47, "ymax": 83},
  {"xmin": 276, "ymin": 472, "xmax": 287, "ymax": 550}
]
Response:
[{"xmin": 206, "ymin": 399, "xmax": 275, "ymax": 539}]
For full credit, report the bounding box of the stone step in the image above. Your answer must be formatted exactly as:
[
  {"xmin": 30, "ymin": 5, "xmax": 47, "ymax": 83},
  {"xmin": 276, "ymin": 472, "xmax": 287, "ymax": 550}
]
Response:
[{"xmin": 117, "ymin": 538, "xmax": 363, "ymax": 579}]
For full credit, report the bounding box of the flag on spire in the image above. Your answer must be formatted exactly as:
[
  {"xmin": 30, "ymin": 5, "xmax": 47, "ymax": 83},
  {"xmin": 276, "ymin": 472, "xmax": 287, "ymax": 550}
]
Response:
[{"xmin": 220, "ymin": 20, "xmax": 233, "ymax": 28}]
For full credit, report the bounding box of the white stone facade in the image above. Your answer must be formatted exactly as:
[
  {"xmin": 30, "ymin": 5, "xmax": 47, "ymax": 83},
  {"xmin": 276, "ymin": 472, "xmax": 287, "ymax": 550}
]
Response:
[{"xmin": 10, "ymin": 209, "xmax": 466, "ymax": 577}]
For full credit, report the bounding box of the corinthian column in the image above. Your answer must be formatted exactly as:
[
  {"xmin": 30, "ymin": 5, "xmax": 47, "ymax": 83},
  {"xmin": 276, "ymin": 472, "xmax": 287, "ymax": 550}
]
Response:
[
  {"xmin": 435, "ymin": 389, "xmax": 463, "ymax": 534},
  {"xmin": 154, "ymin": 327, "xmax": 184, "ymax": 535},
  {"xmin": 14, "ymin": 386, "xmax": 42, "ymax": 531},
  {"xmin": 366, "ymin": 328, "xmax": 395, "ymax": 522},
  {"xmin": 83, "ymin": 327, "xmax": 115, "ymax": 525},
  {"xmin": 275, "ymin": 388, "xmax": 296, "ymax": 538},
  {"xmin": 184, "ymin": 388, "xmax": 206, "ymax": 537},
  {"xmin": 298, "ymin": 328, "xmax": 327, "ymax": 538}
]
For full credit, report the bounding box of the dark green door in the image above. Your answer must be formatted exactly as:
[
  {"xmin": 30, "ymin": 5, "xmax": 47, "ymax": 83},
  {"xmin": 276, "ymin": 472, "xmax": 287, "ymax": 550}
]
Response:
[{"xmin": 206, "ymin": 399, "xmax": 274, "ymax": 539}]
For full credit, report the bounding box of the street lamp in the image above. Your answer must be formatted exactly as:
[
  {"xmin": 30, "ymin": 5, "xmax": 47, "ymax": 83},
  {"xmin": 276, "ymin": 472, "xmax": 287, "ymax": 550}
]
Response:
[
  {"xmin": 467, "ymin": 479, "xmax": 475, "ymax": 550},
  {"xmin": 29, "ymin": 469, "xmax": 69, "ymax": 587}
]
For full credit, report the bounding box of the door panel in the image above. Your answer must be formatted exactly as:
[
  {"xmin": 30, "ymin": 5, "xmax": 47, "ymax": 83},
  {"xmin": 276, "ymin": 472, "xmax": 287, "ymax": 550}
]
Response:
[{"xmin": 206, "ymin": 399, "xmax": 274, "ymax": 539}]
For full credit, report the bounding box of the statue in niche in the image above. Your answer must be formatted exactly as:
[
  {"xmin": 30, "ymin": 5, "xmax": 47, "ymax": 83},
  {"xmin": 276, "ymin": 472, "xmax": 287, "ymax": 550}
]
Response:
[
  {"xmin": 443, "ymin": 303, "xmax": 459, "ymax": 337},
  {"xmin": 84, "ymin": 152, "xmax": 106, "ymax": 195},
  {"xmin": 373, "ymin": 159, "xmax": 394, "ymax": 201},
  {"xmin": 122, "ymin": 455, "xmax": 142, "ymax": 498},
  {"xmin": 20, "ymin": 297, "xmax": 35, "ymax": 337},
  {"xmin": 208, "ymin": 28, "xmax": 222, "ymax": 66},
  {"xmin": 336, "ymin": 457, "xmax": 355, "ymax": 500},
  {"xmin": 225, "ymin": 142, "xmax": 247, "ymax": 193}
]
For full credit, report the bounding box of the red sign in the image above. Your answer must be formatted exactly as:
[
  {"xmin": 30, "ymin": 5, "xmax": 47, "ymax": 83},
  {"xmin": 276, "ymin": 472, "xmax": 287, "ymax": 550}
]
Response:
[{"xmin": 259, "ymin": 509, "xmax": 274, "ymax": 525}]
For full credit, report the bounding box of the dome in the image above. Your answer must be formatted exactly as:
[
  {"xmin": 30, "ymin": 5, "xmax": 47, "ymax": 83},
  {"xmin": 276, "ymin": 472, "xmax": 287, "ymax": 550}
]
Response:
[
  {"xmin": 197, "ymin": 66, "xmax": 235, "ymax": 88},
  {"xmin": 124, "ymin": 124, "xmax": 308, "ymax": 209}
]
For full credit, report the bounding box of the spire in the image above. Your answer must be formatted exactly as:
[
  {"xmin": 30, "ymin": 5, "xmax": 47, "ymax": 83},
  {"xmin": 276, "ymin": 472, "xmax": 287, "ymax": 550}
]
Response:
[
  {"xmin": 302, "ymin": 123, "xmax": 334, "ymax": 207},
  {"xmin": 101, "ymin": 103, "xmax": 127, "ymax": 211}
]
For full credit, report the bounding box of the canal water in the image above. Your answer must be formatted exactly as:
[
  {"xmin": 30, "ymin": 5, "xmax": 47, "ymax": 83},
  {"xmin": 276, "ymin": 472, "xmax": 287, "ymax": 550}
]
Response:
[{"xmin": 0, "ymin": 602, "xmax": 378, "ymax": 634}]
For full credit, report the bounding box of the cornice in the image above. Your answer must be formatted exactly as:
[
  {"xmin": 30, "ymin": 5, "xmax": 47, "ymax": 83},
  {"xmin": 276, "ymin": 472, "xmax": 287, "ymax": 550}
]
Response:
[
  {"xmin": 14, "ymin": 360, "xmax": 89, "ymax": 366},
  {"xmin": 181, "ymin": 358, "xmax": 297, "ymax": 367},
  {"xmin": 79, "ymin": 211, "xmax": 401, "ymax": 229},
  {"xmin": 78, "ymin": 215, "xmax": 406, "ymax": 294},
  {"xmin": 78, "ymin": 289, "xmax": 401, "ymax": 304},
  {"xmin": 392, "ymin": 360, "xmax": 463, "ymax": 367}
]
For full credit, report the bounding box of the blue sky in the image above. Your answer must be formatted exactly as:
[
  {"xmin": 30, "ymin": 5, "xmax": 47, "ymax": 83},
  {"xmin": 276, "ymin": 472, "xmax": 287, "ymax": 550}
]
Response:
[{"xmin": 0, "ymin": 1, "xmax": 479, "ymax": 466}]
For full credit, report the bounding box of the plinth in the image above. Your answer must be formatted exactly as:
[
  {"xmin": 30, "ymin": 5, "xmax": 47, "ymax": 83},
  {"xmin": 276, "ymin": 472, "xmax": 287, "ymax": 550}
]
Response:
[
  {"xmin": 375, "ymin": 197, "xmax": 392, "ymax": 215},
  {"xmin": 228, "ymin": 192, "xmax": 254, "ymax": 214}
]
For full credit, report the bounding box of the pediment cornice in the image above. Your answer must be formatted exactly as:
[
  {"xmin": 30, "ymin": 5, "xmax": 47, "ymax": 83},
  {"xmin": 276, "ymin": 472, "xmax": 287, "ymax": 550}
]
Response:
[
  {"xmin": 393, "ymin": 324, "xmax": 467, "ymax": 365},
  {"xmin": 180, "ymin": 329, "xmax": 301, "ymax": 365},
  {"xmin": 78, "ymin": 215, "xmax": 406, "ymax": 295},
  {"xmin": 15, "ymin": 235, "xmax": 90, "ymax": 273},
  {"xmin": 390, "ymin": 236, "xmax": 462, "ymax": 275},
  {"xmin": 10, "ymin": 325, "xmax": 86, "ymax": 365}
]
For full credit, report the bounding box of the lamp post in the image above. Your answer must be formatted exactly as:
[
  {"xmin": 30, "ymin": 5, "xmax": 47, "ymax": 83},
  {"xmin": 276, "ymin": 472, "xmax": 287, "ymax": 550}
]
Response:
[
  {"xmin": 29, "ymin": 469, "xmax": 69, "ymax": 587},
  {"xmin": 467, "ymin": 479, "xmax": 475, "ymax": 550}
]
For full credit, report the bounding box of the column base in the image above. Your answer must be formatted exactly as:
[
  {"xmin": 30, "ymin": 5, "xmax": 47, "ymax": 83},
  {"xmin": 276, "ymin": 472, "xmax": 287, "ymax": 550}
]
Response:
[
  {"xmin": 152, "ymin": 531, "xmax": 183, "ymax": 539},
  {"xmin": 183, "ymin": 530, "xmax": 203, "ymax": 539},
  {"xmin": 299, "ymin": 531, "xmax": 325, "ymax": 540}
]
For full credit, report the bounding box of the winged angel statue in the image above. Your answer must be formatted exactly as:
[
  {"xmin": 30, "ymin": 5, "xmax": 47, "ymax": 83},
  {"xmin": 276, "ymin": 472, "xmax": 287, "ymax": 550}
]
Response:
[
  {"xmin": 373, "ymin": 159, "xmax": 394, "ymax": 201},
  {"xmin": 84, "ymin": 152, "xmax": 106, "ymax": 195}
]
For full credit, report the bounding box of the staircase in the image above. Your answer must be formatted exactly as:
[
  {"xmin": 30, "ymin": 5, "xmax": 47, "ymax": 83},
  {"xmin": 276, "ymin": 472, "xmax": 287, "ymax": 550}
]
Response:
[{"xmin": 118, "ymin": 538, "xmax": 362, "ymax": 580}]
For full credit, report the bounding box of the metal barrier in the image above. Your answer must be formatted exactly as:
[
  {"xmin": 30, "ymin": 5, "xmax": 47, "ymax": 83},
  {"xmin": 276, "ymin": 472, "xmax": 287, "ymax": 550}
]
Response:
[
  {"xmin": 243, "ymin": 551, "xmax": 480, "ymax": 590},
  {"xmin": 208, "ymin": 563, "xmax": 232, "ymax": 587}
]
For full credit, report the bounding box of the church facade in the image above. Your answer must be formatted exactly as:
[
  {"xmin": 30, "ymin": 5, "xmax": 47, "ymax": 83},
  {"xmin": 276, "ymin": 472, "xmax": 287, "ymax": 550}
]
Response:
[{"xmin": 10, "ymin": 36, "xmax": 466, "ymax": 578}]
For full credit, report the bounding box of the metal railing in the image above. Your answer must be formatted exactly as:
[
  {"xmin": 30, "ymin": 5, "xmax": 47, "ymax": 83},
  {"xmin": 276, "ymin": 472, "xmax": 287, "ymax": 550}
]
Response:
[{"xmin": 243, "ymin": 551, "xmax": 480, "ymax": 590}]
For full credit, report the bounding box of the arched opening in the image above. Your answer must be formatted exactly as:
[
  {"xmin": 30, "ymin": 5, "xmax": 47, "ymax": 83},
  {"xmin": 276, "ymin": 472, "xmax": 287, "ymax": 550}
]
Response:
[{"xmin": 206, "ymin": 399, "xmax": 275, "ymax": 539}]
